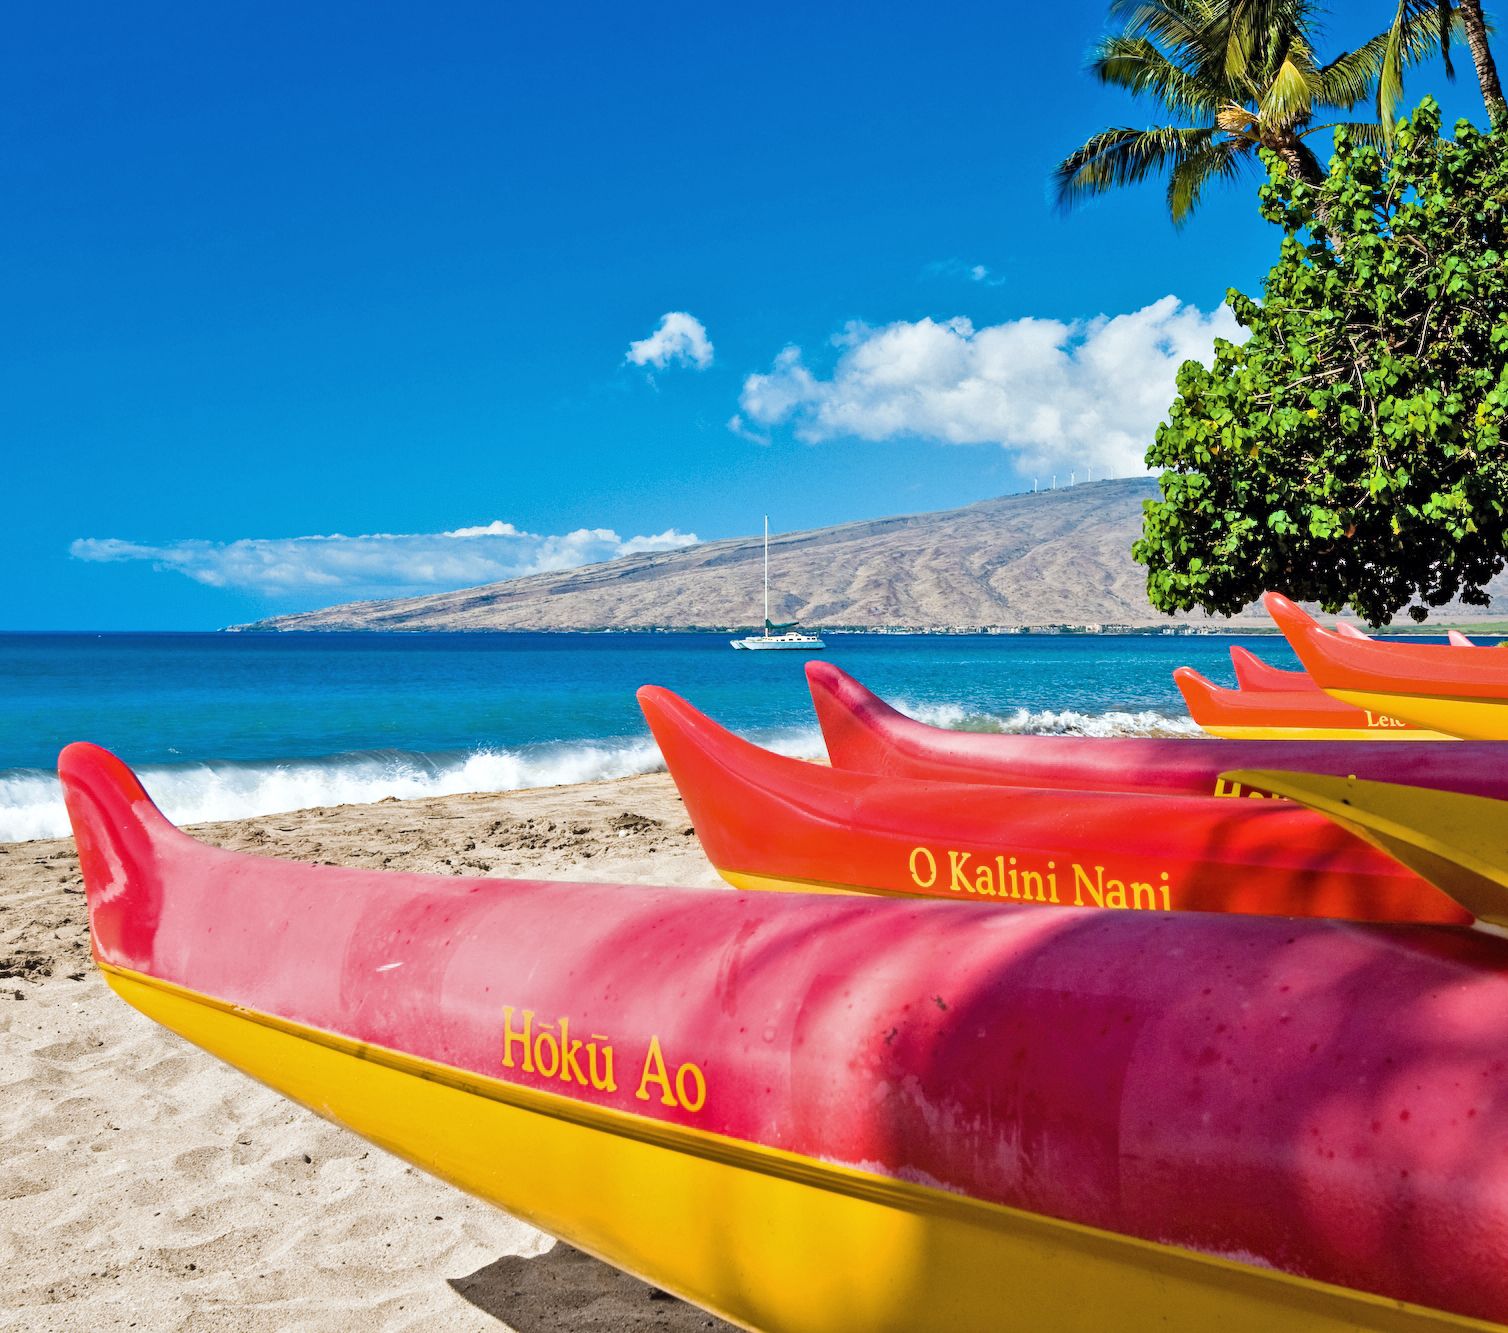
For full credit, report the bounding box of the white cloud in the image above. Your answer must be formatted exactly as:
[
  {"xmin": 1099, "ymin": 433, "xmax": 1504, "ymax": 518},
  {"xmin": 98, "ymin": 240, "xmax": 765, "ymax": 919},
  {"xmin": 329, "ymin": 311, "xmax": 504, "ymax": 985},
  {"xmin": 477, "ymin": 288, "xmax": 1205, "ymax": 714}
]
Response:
[
  {"xmin": 736, "ymin": 295, "xmax": 1240, "ymax": 476},
  {"xmin": 626, "ymin": 311, "xmax": 714, "ymax": 371},
  {"xmin": 444, "ymin": 520, "xmax": 522, "ymax": 538},
  {"xmin": 923, "ymin": 258, "xmax": 1006, "ymax": 287},
  {"xmin": 71, "ymin": 522, "xmax": 699, "ymax": 597},
  {"xmin": 725, "ymin": 413, "xmax": 770, "ymax": 445},
  {"xmin": 618, "ymin": 528, "xmax": 701, "ymax": 555}
]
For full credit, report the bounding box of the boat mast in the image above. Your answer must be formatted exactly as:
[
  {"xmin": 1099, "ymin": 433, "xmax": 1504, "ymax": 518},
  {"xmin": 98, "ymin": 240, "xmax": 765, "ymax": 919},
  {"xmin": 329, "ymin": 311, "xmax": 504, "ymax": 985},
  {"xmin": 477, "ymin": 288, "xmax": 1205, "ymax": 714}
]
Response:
[{"xmin": 763, "ymin": 515, "xmax": 770, "ymax": 636}]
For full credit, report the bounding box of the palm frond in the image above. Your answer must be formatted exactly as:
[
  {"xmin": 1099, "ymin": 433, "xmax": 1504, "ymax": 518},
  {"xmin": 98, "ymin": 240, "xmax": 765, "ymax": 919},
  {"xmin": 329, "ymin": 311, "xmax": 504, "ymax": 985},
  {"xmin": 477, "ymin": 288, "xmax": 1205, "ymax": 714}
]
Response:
[
  {"xmin": 1106, "ymin": 0, "xmax": 1223, "ymax": 70},
  {"xmin": 1259, "ymin": 50, "xmax": 1320, "ymax": 124},
  {"xmin": 1167, "ymin": 135, "xmax": 1251, "ymax": 222},
  {"xmin": 1091, "ymin": 34, "xmax": 1222, "ymax": 111},
  {"xmin": 1208, "ymin": 0, "xmax": 1319, "ymax": 80},
  {"xmin": 1305, "ymin": 119, "xmax": 1392, "ymax": 150},
  {"xmin": 1378, "ymin": 0, "xmax": 1459, "ymax": 134},
  {"xmin": 1053, "ymin": 124, "xmax": 1220, "ymax": 212},
  {"xmin": 1315, "ymin": 33, "xmax": 1389, "ymax": 110}
]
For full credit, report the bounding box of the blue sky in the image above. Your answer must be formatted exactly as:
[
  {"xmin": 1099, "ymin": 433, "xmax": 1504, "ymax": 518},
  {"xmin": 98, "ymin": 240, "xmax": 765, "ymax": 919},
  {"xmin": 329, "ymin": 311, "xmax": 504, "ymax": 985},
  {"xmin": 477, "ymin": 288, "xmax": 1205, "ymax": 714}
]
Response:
[{"xmin": 2, "ymin": 1, "xmax": 1481, "ymax": 629}]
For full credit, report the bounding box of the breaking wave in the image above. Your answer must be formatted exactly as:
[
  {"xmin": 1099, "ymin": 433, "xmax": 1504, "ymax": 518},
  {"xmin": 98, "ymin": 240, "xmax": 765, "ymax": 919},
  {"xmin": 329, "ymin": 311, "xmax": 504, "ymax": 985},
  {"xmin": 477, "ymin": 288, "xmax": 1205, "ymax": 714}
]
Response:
[
  {"xmin": 0, "ymin": 735, "xmax": 675, "ymax": 844},
  {"xmin": 0, "ymin": 702, "xmax": 1193, "ymax": 845},
  {"xmin": 895, "ymin": 699, "xmax": 1202, "ymax": 739}
]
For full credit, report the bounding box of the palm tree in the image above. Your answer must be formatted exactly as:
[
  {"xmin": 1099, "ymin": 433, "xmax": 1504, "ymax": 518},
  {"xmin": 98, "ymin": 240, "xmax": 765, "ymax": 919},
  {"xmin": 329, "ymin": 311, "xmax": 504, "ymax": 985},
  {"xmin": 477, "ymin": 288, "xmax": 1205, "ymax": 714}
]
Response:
[
  {"xmin": 1053, "ymin": 0, "xmax": 1435, "ymax": 222},
  {"xmin": 1380, "ymin": 0, "xmax": 1505, "ymax": 131}
]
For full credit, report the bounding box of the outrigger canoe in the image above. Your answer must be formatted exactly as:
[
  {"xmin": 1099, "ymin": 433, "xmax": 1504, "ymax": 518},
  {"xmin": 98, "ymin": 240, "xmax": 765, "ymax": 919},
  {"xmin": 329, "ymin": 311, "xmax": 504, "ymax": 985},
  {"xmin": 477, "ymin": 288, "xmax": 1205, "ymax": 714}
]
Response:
[
  {"xmin": 1172, "ymin": 666, "xmax": 1447, "ymax": 740},
  {"xmin": 639, "ymin": 686, "xmax": 1468, "ymax": 923},
  {"xmin": 806, "ymin": 661, "xmax": 1500, "ymax": 795},
  {"xmin": 1228, "ymin": 645, "xmax": 1318, "ymax": 693},
  {"xmin": 1270, "ymin": 593, "xmax": 1508, "ymax": 740},
  {"xmin": 1220, "ymin": 616, "xmax": 1466, "ymax": 696},
  {"xmin": 60, "ymin": 742, "xmax": 1508, "ymax": 1330},
  {"xmin": 1229, "ymin": 630, "xmax": 1472, "ymax": 691}
]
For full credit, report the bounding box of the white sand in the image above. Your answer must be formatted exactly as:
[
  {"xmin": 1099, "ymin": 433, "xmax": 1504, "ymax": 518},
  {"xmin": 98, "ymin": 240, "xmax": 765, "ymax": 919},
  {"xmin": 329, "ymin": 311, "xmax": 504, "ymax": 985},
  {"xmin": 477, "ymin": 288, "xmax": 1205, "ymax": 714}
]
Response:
[{"xmin": 0, "ymin": 775, "xmax": 734, "ymax": 1331}]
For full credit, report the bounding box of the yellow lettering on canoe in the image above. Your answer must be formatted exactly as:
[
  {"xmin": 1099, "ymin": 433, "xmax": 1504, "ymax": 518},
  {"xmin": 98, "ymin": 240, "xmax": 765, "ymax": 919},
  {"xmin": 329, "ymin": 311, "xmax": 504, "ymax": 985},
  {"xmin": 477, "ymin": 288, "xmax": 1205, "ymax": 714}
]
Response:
[
  {"xmin": 501, "ymin": 1009, "xmax": 706, "ymax": 1111},
  {"xmin": 908, "ymin": 846, "xmax": 937, "ymax": 889}
]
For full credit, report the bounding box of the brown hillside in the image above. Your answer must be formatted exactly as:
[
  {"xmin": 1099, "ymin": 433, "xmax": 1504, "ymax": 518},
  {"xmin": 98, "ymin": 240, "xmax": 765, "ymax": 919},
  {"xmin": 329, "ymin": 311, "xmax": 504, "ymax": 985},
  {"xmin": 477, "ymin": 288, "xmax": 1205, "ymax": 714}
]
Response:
[{"xmin": 243, "ymin": 479, "xmax": 1508, "ymax": 631}]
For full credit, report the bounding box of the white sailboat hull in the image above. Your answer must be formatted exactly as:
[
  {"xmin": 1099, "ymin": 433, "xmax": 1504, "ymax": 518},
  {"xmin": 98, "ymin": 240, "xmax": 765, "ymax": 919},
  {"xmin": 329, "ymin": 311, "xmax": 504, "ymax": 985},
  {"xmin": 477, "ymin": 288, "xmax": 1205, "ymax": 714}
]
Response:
[{"xmin": 730, "ymin": 634, "xmax": 825, "ymax": 651}]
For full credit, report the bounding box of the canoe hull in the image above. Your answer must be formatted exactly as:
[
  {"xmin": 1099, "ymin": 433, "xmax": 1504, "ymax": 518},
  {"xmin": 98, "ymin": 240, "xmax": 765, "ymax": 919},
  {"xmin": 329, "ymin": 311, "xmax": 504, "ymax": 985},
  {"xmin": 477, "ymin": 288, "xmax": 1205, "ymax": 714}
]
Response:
[
  {"xmin": 1328, "ymin": 689, "xmax": 1508, "ymax": 742},
  {"xmin": 100, "ymin": 962, "xmax": 1493, "ymax": 1333},
  {"xmin": 640, "ymin": 686, "xmax": 1468, "ymax": 924},
  {"xmin": 61, "ymin": 741, "xmax": 1508, "ymax": 1330},
  {"xmin": 1191, "ymin": 722, "xmax": 1445, "ymax": 741},
  {"xmin": 1268, "ymin": 593, "xmax": 1508, "ymax": 739},
  {"xmin": 1173, "ymin": 667, "xmax": 1448, "ymax": 740},
  {"xmin": 806, "ymin": 662, "xmax": 1505, "ymax": 793}
]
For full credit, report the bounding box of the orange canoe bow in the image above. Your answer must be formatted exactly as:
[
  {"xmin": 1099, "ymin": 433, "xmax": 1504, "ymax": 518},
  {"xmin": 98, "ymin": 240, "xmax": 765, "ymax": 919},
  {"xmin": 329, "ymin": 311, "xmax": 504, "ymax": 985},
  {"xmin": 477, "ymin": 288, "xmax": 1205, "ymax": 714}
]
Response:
[
  {"xmin": 1228, "ymin": 645, "xmax": 1318, "ymax": 693},
  {"xmin": 638, "ymin": 686, "xmax": 1468, "ymax": 924},
  {"xmin": 1268, "ymin": 593, "xmax": 1508, "ymax": 739},
  {"xmin": 60, "ymin": 740, "xmax": 1508, "ymax": 1331},
  {"xmin": 1172, "ymin": 665, "xmax": 1446, "ymax": 740}
]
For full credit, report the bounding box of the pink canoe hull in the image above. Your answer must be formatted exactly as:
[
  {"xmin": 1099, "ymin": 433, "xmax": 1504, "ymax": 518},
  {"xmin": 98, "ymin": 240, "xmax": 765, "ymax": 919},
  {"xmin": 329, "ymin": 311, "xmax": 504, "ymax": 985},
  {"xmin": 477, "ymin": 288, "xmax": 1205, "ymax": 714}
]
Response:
[
  {"xmin": 807, "ymin": 661, "xmax": 1505, "ymax": 792},
  {"xmin": 59, "ymin": 740, "xmax": 1508, "ymax": 1327}
]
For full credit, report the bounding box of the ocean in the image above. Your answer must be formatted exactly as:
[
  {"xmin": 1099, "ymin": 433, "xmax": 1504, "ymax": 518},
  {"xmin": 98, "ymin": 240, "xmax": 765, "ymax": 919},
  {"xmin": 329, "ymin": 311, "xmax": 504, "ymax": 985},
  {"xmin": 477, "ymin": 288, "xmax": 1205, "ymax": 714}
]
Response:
[{"xmin": 1, "ymin": 629, "xmax": 1313, "ymax": 843}]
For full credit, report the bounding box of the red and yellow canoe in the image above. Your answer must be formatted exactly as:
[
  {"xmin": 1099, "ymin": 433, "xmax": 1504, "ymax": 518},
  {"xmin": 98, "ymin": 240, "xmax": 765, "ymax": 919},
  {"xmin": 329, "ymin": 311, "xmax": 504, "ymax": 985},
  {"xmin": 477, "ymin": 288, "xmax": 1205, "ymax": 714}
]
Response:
[
  {"xmin": 1212, "ymin": 618, "xmax": 1464, "ymax": 697},
  {"xmin": 639, "ymin": 686, "xmax": 1468, "ymax": 923},
  {"xmin": 1172, "ymin": 665, "xmax": 1446, "ymax": 740},
  {"xmin": 60, "ymin": 740, "xmax": 1508, "ymax": 1331},
  {"xmin": 1269, "ymin": 593, "xmax": 1508, "ymax": 740},
  {"xmin": 807, "ymin": 661, "xmax": 1499, "ymax": 795}
]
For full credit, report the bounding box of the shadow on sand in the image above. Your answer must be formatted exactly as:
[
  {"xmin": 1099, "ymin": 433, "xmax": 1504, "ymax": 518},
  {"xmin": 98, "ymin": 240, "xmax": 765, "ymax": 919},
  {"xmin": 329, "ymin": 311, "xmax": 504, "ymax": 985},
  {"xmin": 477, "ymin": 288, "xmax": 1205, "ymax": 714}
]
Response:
[{"xmin": 449, "ymin": 1242, "xmax": 738, "ymax": 1331}]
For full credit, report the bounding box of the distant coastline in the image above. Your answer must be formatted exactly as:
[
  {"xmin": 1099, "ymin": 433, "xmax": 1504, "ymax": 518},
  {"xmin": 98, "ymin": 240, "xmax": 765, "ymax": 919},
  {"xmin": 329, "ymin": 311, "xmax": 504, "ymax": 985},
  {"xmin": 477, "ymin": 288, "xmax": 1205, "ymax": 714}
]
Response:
[
  {"xmin": 236, "ymin": 481, "xmax": 1508, "ymax": 636},
  {"xmin": 223, "ymin": 622, "xmax": 1508, "ymax": 637}
]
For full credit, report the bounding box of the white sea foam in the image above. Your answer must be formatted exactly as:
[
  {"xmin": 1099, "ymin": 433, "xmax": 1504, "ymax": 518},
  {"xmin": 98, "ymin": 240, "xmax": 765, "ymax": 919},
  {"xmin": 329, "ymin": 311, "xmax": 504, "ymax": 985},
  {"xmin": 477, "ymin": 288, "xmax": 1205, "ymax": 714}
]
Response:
[
  {"xmin": 756, "ymin": 725, "xmax": 827, "ymax": 760},
  {"xmin": 895, "ymin": 699, "xmax": 1202, "ymax": 739},
  {"xmin": 0, "ymin": 704, "xmax": 1185, "ymax": 846},
  {"xmin": 1, "ymin": 736, "xmax": 677, "ymax": 844}
]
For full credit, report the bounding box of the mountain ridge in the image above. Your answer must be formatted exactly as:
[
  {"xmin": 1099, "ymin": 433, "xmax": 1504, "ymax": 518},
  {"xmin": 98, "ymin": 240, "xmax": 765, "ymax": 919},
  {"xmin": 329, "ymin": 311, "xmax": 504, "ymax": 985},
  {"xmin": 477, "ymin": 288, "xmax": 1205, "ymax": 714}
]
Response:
[{"xmin": 240, "ymin": 479, "xmax": 1508, "ymax": 632}]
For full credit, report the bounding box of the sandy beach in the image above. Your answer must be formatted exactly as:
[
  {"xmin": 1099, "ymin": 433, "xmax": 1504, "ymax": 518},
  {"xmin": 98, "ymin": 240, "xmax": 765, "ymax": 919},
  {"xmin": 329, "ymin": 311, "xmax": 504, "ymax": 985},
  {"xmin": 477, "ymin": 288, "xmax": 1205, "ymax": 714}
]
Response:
[{"xmin": 0, "ymin": 774, "xmax": 735, "ymax": 1332}]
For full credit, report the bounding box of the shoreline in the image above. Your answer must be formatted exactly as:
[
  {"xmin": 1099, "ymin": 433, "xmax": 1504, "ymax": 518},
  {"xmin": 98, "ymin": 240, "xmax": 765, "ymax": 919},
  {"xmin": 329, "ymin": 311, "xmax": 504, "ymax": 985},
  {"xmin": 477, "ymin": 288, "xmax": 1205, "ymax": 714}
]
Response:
[
  {"xmin": 222, "ymin": 623, "xmax": 1508, "ymax": 636},
  {"xmin": 14, "ymin": 623, "xmax": 1508, "ymax": 638},
  {"xmin": 0, "ymin": 774, "xmax": 735, "ymax": 1331}
]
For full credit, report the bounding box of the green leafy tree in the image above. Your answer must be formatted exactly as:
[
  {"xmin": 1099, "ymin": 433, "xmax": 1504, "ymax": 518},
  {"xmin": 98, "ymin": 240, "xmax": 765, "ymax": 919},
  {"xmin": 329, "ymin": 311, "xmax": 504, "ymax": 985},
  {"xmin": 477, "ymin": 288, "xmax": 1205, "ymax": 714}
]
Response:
[
  {"xmin": 1053, "ymin": 0, "xmax": 1442, "ymax": 222},
  {"xmin": 1134, "ymin": 100, "xmax": 1508, "ymax": 623}
]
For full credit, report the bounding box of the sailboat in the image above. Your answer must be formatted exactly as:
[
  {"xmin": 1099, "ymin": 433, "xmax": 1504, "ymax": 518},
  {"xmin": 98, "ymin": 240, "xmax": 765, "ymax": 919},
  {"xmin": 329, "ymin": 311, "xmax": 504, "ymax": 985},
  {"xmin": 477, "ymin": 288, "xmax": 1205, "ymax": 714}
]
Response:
[{"xmin": 730, "ymin": 516, "xmax": 824, "ymax": 651}]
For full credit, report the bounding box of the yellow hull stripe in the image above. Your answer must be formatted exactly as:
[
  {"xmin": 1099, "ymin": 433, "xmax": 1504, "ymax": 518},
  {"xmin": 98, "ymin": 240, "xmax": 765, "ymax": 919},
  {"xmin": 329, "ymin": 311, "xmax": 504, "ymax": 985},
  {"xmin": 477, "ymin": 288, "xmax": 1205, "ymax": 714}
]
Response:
[
  {"xmin": 100, "ymin": 962, "xmax": 1498, "ymax": 1332},
  {"xmin": 1196, "ymin": 724, "xmax": 1452, "ymax": 741},
  {"xmin": 1329, "ymin": 690, "xmax": 1504, "ymax": 742},
  {"xmin": 719, "ymin": 868, "xmax": 882, "ymax": 896}
]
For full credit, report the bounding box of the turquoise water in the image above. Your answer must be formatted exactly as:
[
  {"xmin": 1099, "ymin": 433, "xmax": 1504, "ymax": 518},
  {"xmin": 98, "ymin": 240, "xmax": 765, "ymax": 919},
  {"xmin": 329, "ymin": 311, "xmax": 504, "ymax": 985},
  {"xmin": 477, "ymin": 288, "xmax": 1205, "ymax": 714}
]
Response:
[{"xmin": 0, "ymin": 629, "xmax": 1341, "ymax": 841}]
